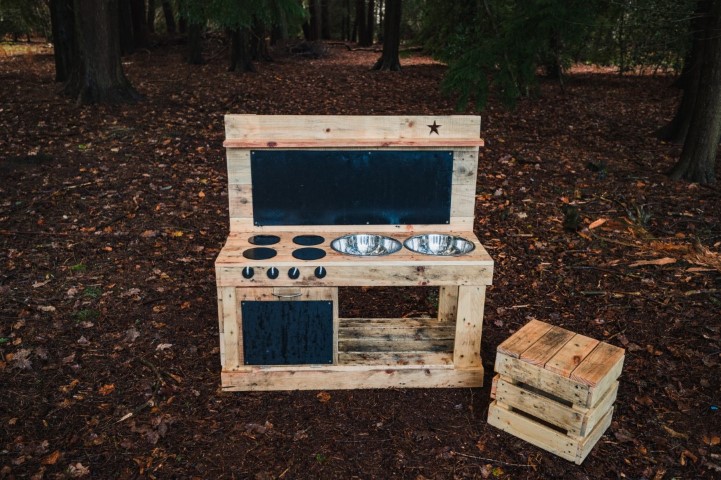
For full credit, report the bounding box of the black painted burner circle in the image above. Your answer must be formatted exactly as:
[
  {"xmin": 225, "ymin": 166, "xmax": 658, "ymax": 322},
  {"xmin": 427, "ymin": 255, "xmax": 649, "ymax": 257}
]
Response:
[
  {"xmin": 243, "ymin": 247, "xmax": 277, "ymax": 260},
  {"xmin": 248, "ymin": 235, "xmax": 280, "ymax": 246},
  {"xmin": 293, "ymin": 235, "xmax": 325, "ymax": 246},
  {"xmin": 292, "ymin": 248, "xmax": 326, "ymax": 261}
]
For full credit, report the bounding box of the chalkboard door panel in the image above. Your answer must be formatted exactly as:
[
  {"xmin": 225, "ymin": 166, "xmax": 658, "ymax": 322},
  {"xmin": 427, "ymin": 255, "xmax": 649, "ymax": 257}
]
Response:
[{"xmin": 241, "ymin": 300, "xmax": 334, "ymax": 365}]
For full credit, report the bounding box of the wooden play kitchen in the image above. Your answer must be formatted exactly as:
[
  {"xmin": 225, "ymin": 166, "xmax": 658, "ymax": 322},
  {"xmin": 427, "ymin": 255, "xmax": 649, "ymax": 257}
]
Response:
[{"xmin": 215, "ymin": 115, "xmax": 493, "ymax": 391}]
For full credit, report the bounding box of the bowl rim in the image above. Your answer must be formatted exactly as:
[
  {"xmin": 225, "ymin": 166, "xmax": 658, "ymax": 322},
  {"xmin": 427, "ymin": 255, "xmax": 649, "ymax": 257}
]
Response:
[
  {"xmin": 402, "ymin": 233, "xmax": 476, "ymax": 256},
  {"xmin": 330, "ymin": 233, "xmax": 403, "ymax": 256}
]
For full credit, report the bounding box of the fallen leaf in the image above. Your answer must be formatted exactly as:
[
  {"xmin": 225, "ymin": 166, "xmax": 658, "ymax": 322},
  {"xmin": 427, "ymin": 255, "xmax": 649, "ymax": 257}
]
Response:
[
  {"xmin": 662, "ymin": 424, "xmax": 688, "ymax": 439},
  {"xmin": 124, "ymin": 328, "xmax": 140, "ymax": 343},
  {"xmin": 156, "ymin": 343, "xmax": 172, "ymax": 351},
  {"xmin": 629, "ymin": 257, "xmax": 676, "ymax": 267},
  {"xmin": 11, "ymin": 349, "xmax": 32, "ymax": 370},
  {"xmin": 589, "ymin": 218, "xmax": 607, "ymax": 229},
  {"xmin": 316, "ymin": 391, "xmax": 331, "ymax": 403},
  {"xmin": 680, "ymin": 449, "xmax": 697, "ymax": 466},
  {"xmin": 703, "ymin": 434, "xmax": 721, "ymax": 446},
  {"xmin": 67, "ymin": 462, "xmax": 90, "ymax": 478},
  {"xmin": 98, "ymin": 384, "xmax": 115, "ymax": 396},
  {"xmin": 32, "ymin": 279, "xmax": 51, "ymax": 288},
  {"xmin": 41, "ymin": 450, "xmax": 62, "ymax": 465},
  {"xmin": 37, "ymin": 305, "xmax": 56, "ymax": 312}
]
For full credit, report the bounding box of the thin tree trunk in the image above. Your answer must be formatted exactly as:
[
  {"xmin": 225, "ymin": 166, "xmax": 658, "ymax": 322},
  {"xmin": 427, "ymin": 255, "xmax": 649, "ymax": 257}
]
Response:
[
  {"xmin": 229, "ymin": 28, "xmax": 254, "ymax": 72},
  {"xmin": 162, "ymin": 0, "xmax": 175, "ymax": 34},
  {"xmin": 147, "ymin": 0, "xmax": 156, "ymax": 33},
  {"xmin": 65, "ymin": 0, "xmax": 140, "ymax": 104},
  {"xmin": 321, "ymin": 0, "xmax": 331, "ymax": 39},
  {"xmin": 187, "ymin": 21, "xmax": 203, "ymax": 64},
  {"xmin": 373, "ymin": 0, "xmax": 401, "ymax": 71},
  {"xmin": 119, "ymin": 0, "xmax": 135, "ymax": 55},
  {"xmin": 658, "ymin": 0, "xmax": 710, "ymax": 143},
  {"xmin": 670, "ymin": 0, "xmax": 721, "ymax": 184},
  {"xmin": 366, "ymin": 0, "xmax": 375, "ymax": 45},
  {"xmin": 50, "ymin": 0, "xmax": 75, "ymax": 82},
  {"xmin": 353, "ymin": 0, "xmax": 365, "ymax": 43},
  {"xmin": 130, "ymin": 0, "xmax": 149, "ymax": 48}
]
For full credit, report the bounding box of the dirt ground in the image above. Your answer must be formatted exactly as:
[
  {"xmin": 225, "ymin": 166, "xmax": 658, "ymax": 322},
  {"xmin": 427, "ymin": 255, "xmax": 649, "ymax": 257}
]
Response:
[{"xmin": 1, "ymin": 40, "xmax": 720, "ymax": 479}]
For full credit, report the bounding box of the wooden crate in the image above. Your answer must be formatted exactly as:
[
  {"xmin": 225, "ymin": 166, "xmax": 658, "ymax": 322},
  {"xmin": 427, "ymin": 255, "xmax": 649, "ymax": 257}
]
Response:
[{"xmin": 487, "ymin": 319, "xmax": 624, "ymax": 464}]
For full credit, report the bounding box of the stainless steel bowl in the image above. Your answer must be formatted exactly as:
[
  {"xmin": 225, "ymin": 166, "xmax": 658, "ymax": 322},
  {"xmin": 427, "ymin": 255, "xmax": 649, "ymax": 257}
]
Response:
[
  {"xmin": 403, "ymin": 234, "xmax": 475, "ymax": 256},
  {"xmin": 331, "ymin": 234, "xmax": 402, "ymax": 256}
]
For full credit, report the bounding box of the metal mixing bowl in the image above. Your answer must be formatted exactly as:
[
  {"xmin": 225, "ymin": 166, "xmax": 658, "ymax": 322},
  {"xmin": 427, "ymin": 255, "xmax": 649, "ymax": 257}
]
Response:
[
  {"xmin": 331, "ymin": 234, "xmax": 402, "ymax": 256},
  {"xmin": 403, "ymin": 234, "xmax": 475, "ymax": 256}
]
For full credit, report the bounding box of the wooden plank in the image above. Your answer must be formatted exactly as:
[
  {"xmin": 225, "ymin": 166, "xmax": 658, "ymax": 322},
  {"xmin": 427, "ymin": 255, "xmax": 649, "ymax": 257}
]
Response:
[
  {"xmin": 221, "ymin": 287, "xmax": 241, "ymax": 370},
  {"xmin": 339, "ymin": 325, "xmax": 455, "ymax": 340},
  {"xmin": 450, "ymin": 183, "xmax": 476, "ymax": 218},
  {"xmin": 228, "ymin": 217, "xmax": 477, "ymax": 232},
  {"xmin": 488, "ymin": 401, "xmax": 613, "ymax": 465},
  {"xmin": 582, "ymin": 381, "xmax": 618, "ymax": 436},
  {"xmin": 488, "ymin": 401, "xmax": 580, "ymax": 463},
  {"xmin": 216, "ymin": 287, "xmax": 225, "ymax": 367},
  {"xmin": 216, "ymin": 264, "xmax": 493, "ymax": 288},
  {"xmin": 340, "ymin": 317, "xmax": 447, "ymax": 329},
  {"xmin": 438, "ymin": 286, "xmax": 459, "ymax": 323},
  {"xmin": 520, "ymin": 326, "xmax": 575, "ymax": 367},
  {"xmin": 545, "ymin": 334, "xmax": 600, "ymax": 377},
  {"xmin": 225, "ymin": 115, "xmax": 482, "ymax": 141},
  {"xmin": 497, "ymin": 319, "xmax": 554, "ymax": 358},
  {"xmin": 452, "ymin": 150, "xmax": 478, "ymax": 185},
  {"xmin": 337, "ymin": 351, "xmax": 453, "ymax": 366},
  {"xmin": 585, "ymin": 350, "xmax": 624, "ymax": 408},
  {"xmin": 338, "ymin": 336, "xmax": 454, "ymax": 353},
  {"xmin": 495, "ymin": 352, "xmax": 590, "ymax": 406},
  {"xmin": 223, "ymin": 139, "xmax": 484, "ymax": 148},
  {"xmin": 228, "ymin": 184, "xmax": 252, "ymax": 219},
  {"xmin": 571, "ymin": 342, "xmax": 625, "ymax": 387},
  {"xmin": 495, "ymin": 376, "xmax": 586, "ymax": 436},
  {"xmin": 227, "ymin": 149, "xmax": 251, "ymax": 184},
  {"xmin": 221, "ymin": 364, "xmax": 484, "ymax": 390},
  {"xmin": 576, "ymin": 406, "xmax": 614, "ymax": 464},
  {"xmin": 453, "ymin": 285, "xmax": 486, "ymax": 369}
]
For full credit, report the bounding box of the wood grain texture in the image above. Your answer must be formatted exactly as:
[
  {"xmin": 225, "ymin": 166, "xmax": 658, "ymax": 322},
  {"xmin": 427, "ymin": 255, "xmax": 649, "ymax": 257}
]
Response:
[
  {"xmin": 221, "ymin": 287, "xmax": 241, "ymax": 369},
  {"xmin": 438, "ymin": 286, "xmax": 459, "ymax": 322},
  {"xmin": 225, "ymin": 115, "xmax": 481, "ymax": 141},
  {"xmin": 453, "ymin": 285, "xmax": 486, "ymax": 369},
  {"xmin": 221, "ymin": 364, "xmax": 484, "ymax": 391},
  {"xmin": 497, "ymin": 319, "xmax": 553, "ymax": 358},
  {"xmin": 571, "ymin": 342, "xmax": 625, "ymax": 387},
  {"xmin": 545, "ymin": 334, "xmax": 600, "ymax": 377},
  {"xmin": 519, "ymin": 326, "xmax": 575, "ymax": 367}
]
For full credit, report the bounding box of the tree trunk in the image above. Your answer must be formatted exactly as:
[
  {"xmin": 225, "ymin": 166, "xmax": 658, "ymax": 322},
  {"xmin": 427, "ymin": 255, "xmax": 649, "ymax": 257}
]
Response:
[
  {"xmin": 658, "ymin": 0, "xmax": 710, "ymax": 143},
  {"xmin": 670, "ymin": 0, "xmax": 721, "ymax": 184},
  {"xmin": 321, "ymin": 0, "xmax": 331, "ymax": 39},
  {"xmin": 187, "ymin": 21, "xmax": 204, "ymax": 64},
  {"xmin": 162, "ymin": 0, "xmax": 175, "ymax": 34},
  {"xmin": 119, "ymin": 0, "xmax": 135, "ymax": 55},
  {"xmin": 251, "ymin": 19, "xmax": 272, "ymax": 62},
  {"xmin": 372, "ymin": 0, "xmax": 401, "ymax": 71},
  {"xmin": 130, "ymin": 0, "xmax": 149, "ymax": 48},
  {"xmin": 65, "ymin": 0, "xmax": 140, "ymax": 104},
  {"xmin": 229, "ymin": 28, "xmax": 254, "ymax": 72},
  {"xmin": 307, "ymin": 0, "xmax": 322, "ymax": 41},
  {"xmin": 147, "ymin": 0, "xmax": 156, "ymax": 33},
  {"xmin": 365, "ymin": 0, "xmax": 375, "ymax": 46},
  {"xmin": 355, "ymin": 0, "xmax": 367, "ymax": 44},
  {"xmin": 50, "ymin": 0, "xmax": 75, "ymax": 82}
]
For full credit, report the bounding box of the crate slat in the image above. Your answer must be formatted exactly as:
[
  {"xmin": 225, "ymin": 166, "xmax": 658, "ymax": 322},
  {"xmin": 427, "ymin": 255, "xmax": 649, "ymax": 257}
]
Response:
[
  {"xmin": 520, "ymin": 326, "xmax": 575, "ymax": 367},
  {"xmin": 497, "ymin": 319, "xmax": 553, "ymax": 358},
  {"xmin": 545, "ymin": 334, "xmax": 599, "ymax": 377}
]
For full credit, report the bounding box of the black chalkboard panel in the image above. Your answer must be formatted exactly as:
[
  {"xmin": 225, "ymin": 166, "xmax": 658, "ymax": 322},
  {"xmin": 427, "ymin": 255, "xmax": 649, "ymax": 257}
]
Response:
[
  {"xmin": 250, "ymin": 150, "xmax": 453, "ymax": 225},
  {"xmin": 241, "ymin": 300, "xmax": 334, "ymax": 365}
]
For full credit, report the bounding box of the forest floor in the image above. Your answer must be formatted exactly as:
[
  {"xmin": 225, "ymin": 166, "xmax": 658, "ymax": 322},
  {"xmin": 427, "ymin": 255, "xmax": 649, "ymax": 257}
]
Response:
[{"xmin": 1, "ymin": 40, "xmax": 720, "ymax": 480}]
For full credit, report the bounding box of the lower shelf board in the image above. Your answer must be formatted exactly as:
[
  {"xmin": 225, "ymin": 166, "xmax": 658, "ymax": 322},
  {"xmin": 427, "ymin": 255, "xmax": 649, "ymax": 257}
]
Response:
[{"xmin": 221, "ymin": 364, "xmax": 484, "ymax": 391}]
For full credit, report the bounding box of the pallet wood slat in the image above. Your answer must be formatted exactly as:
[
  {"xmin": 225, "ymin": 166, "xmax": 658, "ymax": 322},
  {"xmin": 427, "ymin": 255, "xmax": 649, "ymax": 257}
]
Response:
[
  {"xmin": 488, "ymin": 319, "xmax": 624, "ymax": 464},
  {"xmin": 225, "ymin": 114, "xmax": 482, "ymax": 141}
]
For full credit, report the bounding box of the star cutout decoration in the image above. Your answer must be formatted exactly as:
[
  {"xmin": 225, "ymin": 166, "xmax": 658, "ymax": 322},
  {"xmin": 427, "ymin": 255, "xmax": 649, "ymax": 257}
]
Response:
[{"xmin": 428, "ymin": 120, "xmax": 442, "ymax": 135}]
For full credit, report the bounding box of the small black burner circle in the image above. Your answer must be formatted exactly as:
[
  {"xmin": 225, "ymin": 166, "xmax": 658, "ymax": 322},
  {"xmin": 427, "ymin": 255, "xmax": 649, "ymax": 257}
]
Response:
[
  {"xmin": 293, "ymin": 235, "xmax": 325, "ymax": 246},
  {"xmin": 248, "ymin": 235, "xmax": 281, "ymax": 246},
  {"xmin": 243, "ymin": 247, "xmax": 277, "ymax": 260},
  {"xmin": 292, "ymin": 247, "xmax": 326, "ymax": 261}
]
